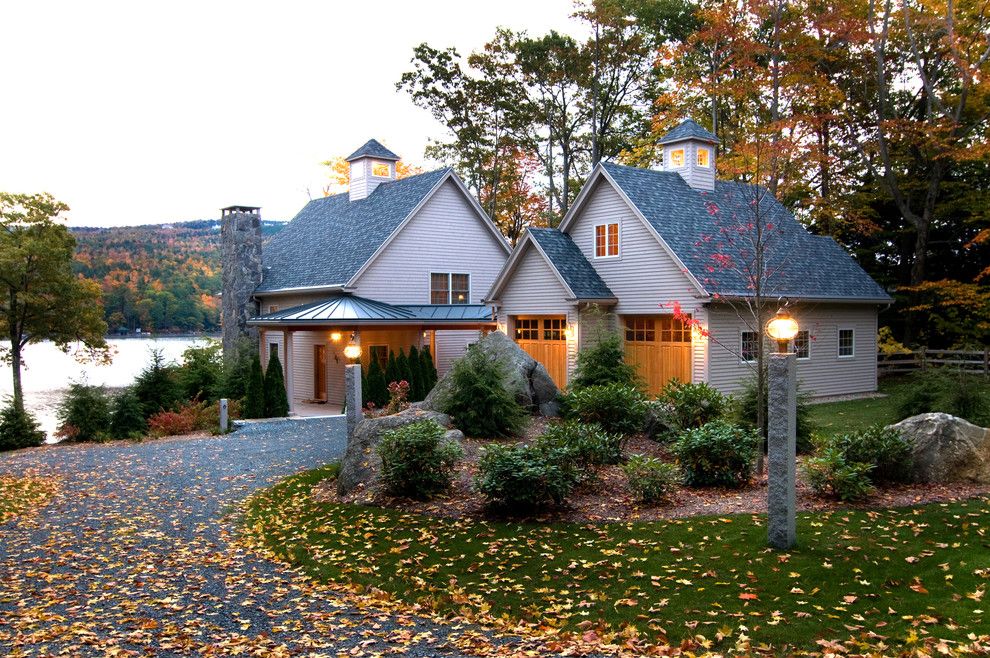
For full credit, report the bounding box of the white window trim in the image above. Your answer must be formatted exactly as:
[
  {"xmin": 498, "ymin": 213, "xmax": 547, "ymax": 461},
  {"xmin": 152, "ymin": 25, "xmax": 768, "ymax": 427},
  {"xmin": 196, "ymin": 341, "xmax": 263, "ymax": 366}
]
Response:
[
  {"xmin": 697, "ymin": 146, "xmax": 711, "ymax": 168},
  {"xmin": 428, "ymin": 272, "xmax": 472, "ymax": 305},
  {"xmin": 740, "ymin": 328, "xmax": 760, "ymax": 364},
  {"xmin": 795, "ymin": 330, "xmax": 811, "ymax": 361},
  {"xmin": 837, "ymin": 327, "xmax": 855, "ymax": 359},
  {"xmin": 593, "ymin": 222, "xmax": 621, "ymax": 260},
  {"xmin": 668, "ymin": 147, "xmax": 686, "ymax": 169}
]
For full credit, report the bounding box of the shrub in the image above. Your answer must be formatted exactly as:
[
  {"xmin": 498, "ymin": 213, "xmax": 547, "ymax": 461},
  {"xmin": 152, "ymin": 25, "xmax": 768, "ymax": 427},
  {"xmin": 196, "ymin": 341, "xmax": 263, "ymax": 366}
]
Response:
[
  {"xmin": 623, "ymin": 455, "xmax": 681, "ymax": 503},
  {"xmin": 147, "ymin": 408, "xmax": 195, "ymax": 438},
  {"xmin": 803, "ymin": 447, "xmax": 875, "ymax": 502},
  {"xmin": 383, "ymin": 380, "xmax": 411, "ymax": 416},
  {"xmin": 243, "ymin": 354, "xmax": 265, "ymax": 419},
  {"xmin": 364, "ymin": 357, "xmax": 389, "ymax": 409},
  {"xmin": 828, "ymin": 425, "xmax": 913, "ymax": 484},
  {"xmin": 733, "ymin": 374, "xmax": 815, "ymax": 453},
  {"xmin": 420, "ymin": 346, "xmax": 438, "ymax": 393},
  {"xmin": 475, "ymin": 442, "xmax": 578, "ymax": 510},
  {"xmin": 263, "ymin": 352, "xmax": 290, "ymax": 417},
  {"xmin": 223, "ymin": 336, "xmax": 257, "ymax": 400},
  {"xmin": 377, "ymin": 420, "xmax": 462, "ymax": 499},
  {"xmin": 177, "ymin": 342, "xmax": 223, "ymax": 402},
  {"xmin": 408, "ymin": 346, "xmax": 424, "ymax": 401},
  {"xmin": 897, "ymin": 370, "xmax": 990, "ymax": 425},
  {"xmin": 562, "ymin": 383, "xmax": 647, "ymax": 435},
  {"xmin": 436, "ymin": 345, "xmax": 527, "ymax": 438},
  {"xmin": 109, "ymin": 388, "xmax": 147, "ymax": 439},
  {"xmin": 650, "ymin": 380, "xmax": 727, "ymax": 439},
  {"xmin": 56, "ymin": 383, "xmax": 111, "ymax": 442},
  {"xmin": 0, "ymin": 400, "xmax": 45, "ymax": 451},
  {"xmin": 570, "ymin": 334, "xmax": 639, "ymax": 390},
  {"xmin": 536, "ymin": 420, "xmax": 624, "ymax": 470},
  {"xmin": 671, "ymin": 420, "xmax": 759, "ymax": 487},
  {"xmin": 133, "ymin": 350, "xmax": 182, "ymax": 417}
]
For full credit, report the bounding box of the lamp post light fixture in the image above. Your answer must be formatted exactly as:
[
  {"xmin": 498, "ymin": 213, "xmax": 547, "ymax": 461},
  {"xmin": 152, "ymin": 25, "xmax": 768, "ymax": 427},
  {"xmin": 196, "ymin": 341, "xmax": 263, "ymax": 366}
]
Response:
[
  {"xmin": 343, "ymin": 341, "xmax": 362, "ymax": 362},
  {"xmin": 766, "ymin": 308, "xmax": 799, "ymax": 550}
]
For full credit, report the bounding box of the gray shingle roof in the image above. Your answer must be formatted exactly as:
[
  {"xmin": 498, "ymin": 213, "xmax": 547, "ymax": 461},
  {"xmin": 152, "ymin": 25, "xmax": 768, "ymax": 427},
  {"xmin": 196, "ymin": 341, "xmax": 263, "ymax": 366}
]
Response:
[
  {"xmin": 528, "ymin": 227, "xmax": 615, "ymax": 300},
  {"xmin": 255, "ymin": 168, "xmax": 449, "ymax": 293},
  {"xmin": 659, "ymin": 119, "xmax": 720, "ymax": 145},
  {"xmin": 248, "ymin": 293, "xmax": 493, "ymax": 325},
  {"xmin": 345, "ymin": 139, "xmax": 400, "ymax": 162},
  {"xmin": 601, "ymin": 162, "xmax": 891, "ymax": 301}
]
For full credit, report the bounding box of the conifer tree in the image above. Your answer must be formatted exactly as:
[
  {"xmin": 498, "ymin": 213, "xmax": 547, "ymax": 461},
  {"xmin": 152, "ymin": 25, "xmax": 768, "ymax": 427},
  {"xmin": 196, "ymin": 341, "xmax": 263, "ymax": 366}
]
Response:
[
  {"xmin": 263, "ymin": 352, "xmax": 290, "ymax": 417},
  {"xmin": 408, "ymin": 345, "xmax": 423, "ymax": 400},
  {"xmin": 420, "ymin": 345, "xmax": 438, "ymax": 393},
  {"xmin": 365, "ymin": 356, "xmax": 389, "ymax": 407},
  {"xmin": 244, "ymin": 354, "xmax": 265, "ymax": 418},
  {"xmin": 109, "ymin": 388, "xmax": 147, "ymax": 438},
  {"xmin": 384, "ymin": 350, "xmax": 400, "ymax": 386},
  {"xmin": 397, "ymin": 348, "xmax": 413, "ymax": 386}
]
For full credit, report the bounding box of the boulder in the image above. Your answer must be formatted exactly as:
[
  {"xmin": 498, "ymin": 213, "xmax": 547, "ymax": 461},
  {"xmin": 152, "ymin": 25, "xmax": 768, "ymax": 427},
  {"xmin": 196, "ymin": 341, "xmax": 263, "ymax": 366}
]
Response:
[
  {"xmin": 889, "ymin": 413, "xmax": 990, "ymax": 484},
  {"xmin": 422, "ymin": 331, "xmax": 560, "ymax": 416},
  {"xmin": 337, "ymin": 407, "xmax": 454, "ymax": 497}
]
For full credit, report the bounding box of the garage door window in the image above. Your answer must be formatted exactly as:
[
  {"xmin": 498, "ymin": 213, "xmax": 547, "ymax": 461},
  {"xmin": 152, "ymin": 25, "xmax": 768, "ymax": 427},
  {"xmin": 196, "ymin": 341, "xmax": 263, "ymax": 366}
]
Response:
[
  {"xmin": 515, "ymin": 318, "xmax": 539, "ymax": 340},
  {"xmin": 625, "ymin": 317, "xmax": 655, "ymax": 342},
  {"xmin": 543, "ymin": 317, "xmax": 565, "ymax": 341}
]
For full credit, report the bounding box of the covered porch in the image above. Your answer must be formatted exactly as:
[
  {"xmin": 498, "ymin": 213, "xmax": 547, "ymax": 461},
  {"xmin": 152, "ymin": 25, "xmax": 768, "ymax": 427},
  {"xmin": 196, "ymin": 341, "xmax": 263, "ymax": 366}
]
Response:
[{"xmin": 247, "ymin": 294, "xmax": 497, "ymax": 415}]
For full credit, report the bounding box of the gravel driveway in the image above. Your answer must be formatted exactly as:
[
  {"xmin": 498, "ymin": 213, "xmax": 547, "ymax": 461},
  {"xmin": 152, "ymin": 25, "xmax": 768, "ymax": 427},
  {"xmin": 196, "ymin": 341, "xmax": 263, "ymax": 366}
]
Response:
[{"xmin": 0, "ymin": 419, "xmax": 516, "ymax": 656}]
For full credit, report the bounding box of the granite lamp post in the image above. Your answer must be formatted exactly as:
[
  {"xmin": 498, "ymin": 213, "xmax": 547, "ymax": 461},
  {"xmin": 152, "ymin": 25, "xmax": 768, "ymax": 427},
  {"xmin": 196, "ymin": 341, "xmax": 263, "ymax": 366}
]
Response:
[
  {"xmin": 343, "ymin": 341, "xmax": 363, "ymax": 440},
  {"xmin": 766, "ymin": 309, "xmax": 800, "ymax": 550}
]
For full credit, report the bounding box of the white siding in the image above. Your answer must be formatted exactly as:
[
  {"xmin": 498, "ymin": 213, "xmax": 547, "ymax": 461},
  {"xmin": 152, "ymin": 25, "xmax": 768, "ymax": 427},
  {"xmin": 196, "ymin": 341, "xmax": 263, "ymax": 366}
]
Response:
[
  {"xmin": 568, "ymin": 179, "xmax": 701, "ymax": 315},
  {"xmin": 663, "ymin": 141, "xmax": 715, "ymax": 192},
  {"xmin": 495, "ymin": 244, "xmax": 579, "ymax": 380},
  {"xmin": 435, "ymin": 330, "xmax": 481, "ymax": 377},
  {"xmin": 706, "ymin": 303, "xmax": 879, "ymax": 397},
  {"xmin": 350, "ymin": 179, "xmax": 507, "ymax": 304}
]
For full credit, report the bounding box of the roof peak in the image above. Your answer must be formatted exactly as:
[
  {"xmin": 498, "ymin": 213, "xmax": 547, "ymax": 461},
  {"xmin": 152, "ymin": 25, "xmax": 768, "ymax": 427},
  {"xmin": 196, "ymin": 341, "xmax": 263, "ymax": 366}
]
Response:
[
  {"xmin": 345, "ymin": 138, "xmax": 400, "ymax": 162},
  {"xmin": 658, "ymin": 118, "xmax": 719, "ymax": 145}
]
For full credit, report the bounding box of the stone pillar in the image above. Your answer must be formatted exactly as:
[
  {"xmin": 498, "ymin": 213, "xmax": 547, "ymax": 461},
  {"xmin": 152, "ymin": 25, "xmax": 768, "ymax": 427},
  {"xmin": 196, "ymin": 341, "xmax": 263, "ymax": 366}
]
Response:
[
  {"xmin": 220, "ymin": 206, "xmax": 263, "ymax": 362},
  {"xmin": 345, "ymin": 363, "xmax": 363, "ymax": 439},
  {"xmin": 768, "ymin": 351, "xmax": 797, "ymax": 549},
  {"xmin": 219, "ymin": 398, "xmax": 229, "ymax": 433}
]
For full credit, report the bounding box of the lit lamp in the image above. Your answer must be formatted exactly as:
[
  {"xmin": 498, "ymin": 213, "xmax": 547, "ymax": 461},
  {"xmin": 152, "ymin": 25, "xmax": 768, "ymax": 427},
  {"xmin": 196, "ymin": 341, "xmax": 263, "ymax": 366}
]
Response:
[
  {"xmin": 343, "ymin": 341, "xmax": 362, "ymax": 361},
  {"xmin": 766, "ymin": 309, "xmax": 799, "ymax": 353},
  {"xmin": 330, "ymin": 331, "xmax": 342, "ymax": 342},
  {"xmin": 563, "ymin": 325, "xmax": 575, "ymax": 340}
]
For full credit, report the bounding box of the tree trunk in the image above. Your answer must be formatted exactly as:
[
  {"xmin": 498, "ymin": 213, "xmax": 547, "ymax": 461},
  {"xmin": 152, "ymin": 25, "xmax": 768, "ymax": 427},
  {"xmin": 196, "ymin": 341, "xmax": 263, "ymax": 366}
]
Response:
[{"xmin": 9, "ymin": 340, "xmax": 24, "ymax": 413}]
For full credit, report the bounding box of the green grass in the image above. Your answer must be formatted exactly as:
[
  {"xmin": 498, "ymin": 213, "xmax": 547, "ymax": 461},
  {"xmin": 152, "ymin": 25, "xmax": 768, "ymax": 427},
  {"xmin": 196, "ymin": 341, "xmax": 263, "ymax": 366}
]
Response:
[
  {"xmin": 807, "ymin": 378, "xmax": 914, "ymax": 438},
  {"xmin": 244, "ymin": 465, "xmax": 990, "ymax": 654}
]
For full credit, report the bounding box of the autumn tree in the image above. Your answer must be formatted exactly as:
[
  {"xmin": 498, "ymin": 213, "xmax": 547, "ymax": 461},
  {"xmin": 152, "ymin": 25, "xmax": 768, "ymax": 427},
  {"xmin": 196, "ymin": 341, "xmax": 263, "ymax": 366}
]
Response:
[
  {"xmin": 0, "ymin": 193, "xmax": 109, "ymax": 413},
  {"xmin": 321, "ymin": 156, "xmax": 424, "ymax": 196},
  {"xmin": 480, "ymin": 150, "xmax": 548, "ymax": 245}
]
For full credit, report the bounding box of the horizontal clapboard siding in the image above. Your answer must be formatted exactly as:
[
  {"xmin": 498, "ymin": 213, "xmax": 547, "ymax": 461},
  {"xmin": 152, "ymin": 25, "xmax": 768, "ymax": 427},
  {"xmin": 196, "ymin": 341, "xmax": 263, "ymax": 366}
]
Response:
[
  {"xmin": 569, "ymin": 179, "xmax": 700, "ymax": 314},
  {"xmin": 496, "ymin": 244, "xmax": 579, "ymax": 381},
  {"xmin": 706, "ymin": 303, "xmax": 879, "ymax": 397},
  {"xmin": 435, "ymin": 330, "xmax": 480, "ymax": 377},
  {"xmin": 350, "ymin": 179, "xmax": 507, "ymax": 304}
]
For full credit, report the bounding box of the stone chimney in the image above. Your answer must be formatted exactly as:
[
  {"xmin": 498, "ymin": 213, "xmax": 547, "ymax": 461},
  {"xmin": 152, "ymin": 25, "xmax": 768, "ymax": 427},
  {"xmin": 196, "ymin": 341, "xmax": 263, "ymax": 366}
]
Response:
[
  {"xmin": 346, "ymin": 139, "xmax": 400, "ymax": 202},
  {"xmin": 659, "ymin": 118, "xmax": 719, "ymax": 192},
  {"xmin": 220, "ymin": 205, "xmax": 263, "ymax": 362}
]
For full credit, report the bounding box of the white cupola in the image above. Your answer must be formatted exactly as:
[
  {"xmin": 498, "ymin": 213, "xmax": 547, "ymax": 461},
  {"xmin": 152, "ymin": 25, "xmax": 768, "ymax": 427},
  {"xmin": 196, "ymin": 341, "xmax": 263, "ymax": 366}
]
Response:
[
  {"xmin": 346, "ymin": 139, "xmax": 400, "ymax": 202},
  {"xmin": 659, "ymin": 118, "xmax": 719, "ymax": 192}
]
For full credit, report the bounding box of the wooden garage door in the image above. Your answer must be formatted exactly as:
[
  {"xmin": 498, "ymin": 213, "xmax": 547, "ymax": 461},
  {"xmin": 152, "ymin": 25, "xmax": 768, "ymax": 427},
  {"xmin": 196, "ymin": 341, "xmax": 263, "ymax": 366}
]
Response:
[
  {"xmin": 513, "ymin": 316, "xmax": 568, "ymax": 389},
  {"xmin": 623, "ymin": 315, "xmax": 692, "ymax": 395}
]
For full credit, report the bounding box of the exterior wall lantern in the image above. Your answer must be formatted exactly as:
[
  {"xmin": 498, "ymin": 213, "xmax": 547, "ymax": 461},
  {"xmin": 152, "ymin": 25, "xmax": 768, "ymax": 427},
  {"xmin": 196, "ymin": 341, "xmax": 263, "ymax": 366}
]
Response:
[
  {"xmin": 765, "ymin": 307, "xmax": 798, "ymax": 549},
  {"xmin": 330, "ymin": 331, "xmax": 342, "ymax": 342}
]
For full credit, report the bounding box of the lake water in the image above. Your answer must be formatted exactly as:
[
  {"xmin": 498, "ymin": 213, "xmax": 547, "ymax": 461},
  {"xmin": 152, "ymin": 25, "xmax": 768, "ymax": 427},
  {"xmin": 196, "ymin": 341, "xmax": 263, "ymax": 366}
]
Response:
[{"xmin": 0, "ymin": 336, "xmax": 210, "ymax": 440}]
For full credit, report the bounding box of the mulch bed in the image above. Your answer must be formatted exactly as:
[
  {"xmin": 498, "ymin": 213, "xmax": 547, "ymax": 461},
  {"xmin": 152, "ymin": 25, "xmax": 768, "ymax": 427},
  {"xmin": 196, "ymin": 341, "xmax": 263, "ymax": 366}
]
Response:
[{"xmin": 317, "ymin": 417, "xmax": 990, "ymax": 523}]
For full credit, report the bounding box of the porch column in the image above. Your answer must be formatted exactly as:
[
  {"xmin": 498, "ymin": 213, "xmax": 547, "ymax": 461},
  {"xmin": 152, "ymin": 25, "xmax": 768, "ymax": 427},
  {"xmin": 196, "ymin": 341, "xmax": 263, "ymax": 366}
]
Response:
[{"xmin": 283, "ymin": 329, "xmax": 294, "ymax": 414}]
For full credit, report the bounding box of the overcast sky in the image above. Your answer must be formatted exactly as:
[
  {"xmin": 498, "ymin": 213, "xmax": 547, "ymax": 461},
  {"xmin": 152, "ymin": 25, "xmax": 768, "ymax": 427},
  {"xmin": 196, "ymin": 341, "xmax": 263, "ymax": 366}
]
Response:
[{"xmin": 1, "ymin": 1, "xmax": 578, "ymax": 227}]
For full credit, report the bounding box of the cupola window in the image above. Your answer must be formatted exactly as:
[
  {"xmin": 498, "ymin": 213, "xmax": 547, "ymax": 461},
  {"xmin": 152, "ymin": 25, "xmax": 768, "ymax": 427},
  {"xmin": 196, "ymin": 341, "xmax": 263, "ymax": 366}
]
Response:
[
  {"xmin": 697, "ymin": 147, "xmax": 711, "ymax": 168},
  {"xmin": 669, "ymin": 148, "xmax": 685, "ymax": 168},
  {"xmin": 371, "ymin": 161, "xmax": 392, "ymax": 177}
]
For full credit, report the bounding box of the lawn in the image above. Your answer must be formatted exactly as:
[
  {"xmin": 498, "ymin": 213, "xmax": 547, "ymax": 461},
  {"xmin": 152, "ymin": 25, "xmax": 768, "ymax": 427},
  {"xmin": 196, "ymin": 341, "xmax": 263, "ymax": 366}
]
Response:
[
  {"xmin": 807, "ymin": 377, "xmax": 914, "ymax": 438},
  {"xmin": 243, "ymin": 465, "xmax": 990, "ymax": 655},
  {"xmin": 0, "ymin": 473, "xmax": 58, "ymax": 524}
]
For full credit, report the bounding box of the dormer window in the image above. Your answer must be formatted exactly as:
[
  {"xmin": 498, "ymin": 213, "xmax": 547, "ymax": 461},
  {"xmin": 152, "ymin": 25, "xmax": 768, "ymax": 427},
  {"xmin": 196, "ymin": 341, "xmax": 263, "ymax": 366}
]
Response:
[
  {"xmin": 669, "ymin": 148, "xmax": 685, "ymax": 168},
  {"xmin": 697, "ymin": 147, "xmax": 711, "ymax": 168},
  {"xmin": 594, "ymin": 223, "xmax": 619, "ymax": 258},
  {"xmin": 371, "ymin": 161, "xmax": 392, "ymax": 177}
]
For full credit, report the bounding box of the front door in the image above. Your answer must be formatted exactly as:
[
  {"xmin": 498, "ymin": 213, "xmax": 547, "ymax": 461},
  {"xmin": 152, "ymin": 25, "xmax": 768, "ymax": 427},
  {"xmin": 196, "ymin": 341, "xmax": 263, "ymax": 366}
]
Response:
[
  {"xmin": 623, "ymin": 315, "xmax": 692, "ymax": 395},
  {"xmin": 513, "ymin": 315, "xmax": 568, "ymax": 389},
  {"xmin": 314, "ymin": 344, "xmax": 327, "ymax": 401}
]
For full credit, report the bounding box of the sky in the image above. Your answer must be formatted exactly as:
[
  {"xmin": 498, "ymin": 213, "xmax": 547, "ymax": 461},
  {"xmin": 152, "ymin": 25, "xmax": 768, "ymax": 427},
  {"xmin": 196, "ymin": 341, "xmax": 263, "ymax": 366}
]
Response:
[{"xmin": 1, "ymin": 0, "xmax": 579, "ymax": 227}]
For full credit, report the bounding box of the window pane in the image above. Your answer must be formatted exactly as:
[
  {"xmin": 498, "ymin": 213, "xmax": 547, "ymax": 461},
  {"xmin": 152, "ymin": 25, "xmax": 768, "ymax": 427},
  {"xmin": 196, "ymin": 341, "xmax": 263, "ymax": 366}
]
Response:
[
  {"xmin": 269, "ymin": 343, "xmax": 278, "ymax": 359},
  {"xmin": 543, "ymin": 317, "xmax": 565, "ymax": 341},
  {"xmin": 372, "ymin": 161, "xmax": 391, "ymax": 177},
  {"xmin": 607, "ymin": 223, "xmax": 619, "ymax": 256},
  {"xmin": 795, "ymin": 330, "xmax": 810, "ymax": 359},
  {"xmin": 451, "ymin": 273, "xmax": 470, "ymax": 305},
  {"xmin": 838, "ymin": 329, "xmax": 854, "ymax": 357},
  {"xmin": 515, "ymin": 318, "xmax": 539, "ymax": 340},
  {"xmin": 430, "ymin": 273, "xmax": 449, "ymax": 304},
  {"xmin": 697, "ymin": 147, "xmax": 710, "ymax": 168},
  {"xmin": 595, "ymin": 225, "xmax": 606, "ymax": 257},
  {"xmin": 741, "ymin": 331, "xmax": 759, "ymax": 362},
  {"xmin": 670, "ymin": 149, "xmax": 685, "ymax": 167}
]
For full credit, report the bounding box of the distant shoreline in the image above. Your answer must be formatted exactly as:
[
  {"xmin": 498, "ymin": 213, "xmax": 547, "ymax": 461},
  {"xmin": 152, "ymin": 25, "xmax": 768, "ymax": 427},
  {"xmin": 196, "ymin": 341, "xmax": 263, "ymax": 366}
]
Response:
[{"xmin": 106, "ymin": 333, "xmax": 222, "ymax": 340}]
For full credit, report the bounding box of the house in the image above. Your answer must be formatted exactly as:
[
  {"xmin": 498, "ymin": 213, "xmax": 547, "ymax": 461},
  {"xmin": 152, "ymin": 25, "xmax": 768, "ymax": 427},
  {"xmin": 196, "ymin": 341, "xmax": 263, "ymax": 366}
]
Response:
[
  {"xmin": 485, "ymin": 119, "xmax": 892, "ymax": 398},
  {"xmin": 229, "ymin": 139, "xmax": 510, "ymax": 413}
]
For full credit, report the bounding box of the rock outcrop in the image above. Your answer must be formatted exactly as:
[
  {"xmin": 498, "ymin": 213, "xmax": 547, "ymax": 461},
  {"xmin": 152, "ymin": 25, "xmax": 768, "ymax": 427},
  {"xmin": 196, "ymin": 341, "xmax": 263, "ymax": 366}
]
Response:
[
  {"xmin": 337, "ymin": 407, "xmax": 456, "ymax": 497},
  {"xmin": 422, "ymin": 331, "xmax": 560, "ymax": 416},
  {"xmin": 889, "ymin": 413, "xmax": 990, "ymax": 484}
]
